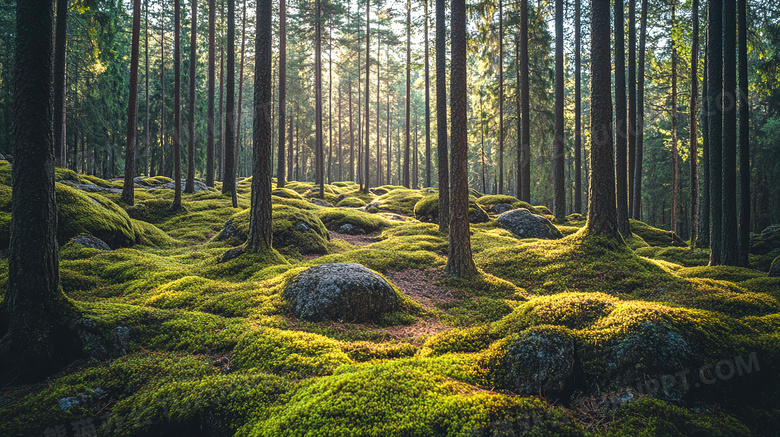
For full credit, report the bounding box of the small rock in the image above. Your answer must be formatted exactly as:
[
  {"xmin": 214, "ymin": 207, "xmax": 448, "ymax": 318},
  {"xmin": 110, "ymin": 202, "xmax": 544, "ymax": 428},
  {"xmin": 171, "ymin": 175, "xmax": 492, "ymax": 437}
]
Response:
[
  {"xmin": 491, "ymin": 203, "xmax": 514, "ymax": 214},
  {"xmin": 497, "ymin": 327, "xmax": 575, "ymax": 397},
  {"xmin": 58, "ymin": 397, "xmax": 81, "ymax": 411},
  {"xmin": 295, "ymin": 222, "xmax": 311, "ymax": 232},
  {"xmin": 338, "ymin": 223, "xmax": 365, "ymax": 235},
  {"xmin": 497, "ymin": 209, "xmax": 563, "ymax": 240},
  {"xmin": 310, "ymin": 198, "xmax": 333, "ymax": 207},
  {"xmin": 113, "ymin": 326, "xmax": 130, "ymax": 355},
  {"xmin": 72, "ymin": 234, "xmax": 111, "ymax": 251},
  {"xmin": 284, "ymin": 262, "xmax": 399, "ymax": 322}
]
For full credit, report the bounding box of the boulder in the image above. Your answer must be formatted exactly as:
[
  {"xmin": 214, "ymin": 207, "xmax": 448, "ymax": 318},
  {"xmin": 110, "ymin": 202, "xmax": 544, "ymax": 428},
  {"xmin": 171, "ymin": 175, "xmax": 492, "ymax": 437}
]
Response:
[
  {"xmin": 491, "ymin": 203, "xmax": 513, "ymax": 214},
  {"xmin": 770, "ymin": 256, "xmax": 780, "ymax": 278},
  {"xmin": 283, "ymin": 262, "xmax": 399, "ymax": 322},
  {"xmin": 338, "ymin": 223, "xmax": 365, "ymax": 235},
  {"xmin": 497, "ymin": 209, "xmax": 563, "ymax": 240},
  {"xmin": 71, "ymin": 234, "xmax": 111, "ymax": 251},
  {"xmin": 310, "ymin": 198, "xmax": 333, "ymax": 208}
]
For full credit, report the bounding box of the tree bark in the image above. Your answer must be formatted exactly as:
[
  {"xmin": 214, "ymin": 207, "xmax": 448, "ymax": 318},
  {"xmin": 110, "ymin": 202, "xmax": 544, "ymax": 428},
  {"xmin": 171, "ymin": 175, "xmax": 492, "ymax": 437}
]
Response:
[
  {"xmin": 185, "ymin": 0, "xmax": 197, "ymax": 194},
  {"xmin": 585, "ymin": 0, "xmax": 621, "ymax": 241},
  {"xmin": 315, "ymin": 0, "xmax": 324, "ymax": 196},
  {"xmin": 519, "ymin": 0, "xmax": 530, "ymax": 203},
  {"xmin": 498, "ymin": 0, "xmax": 504, "ymax": 195},
  {"xmin": 247, "ymin": 0, "xmax": 273, "ymax": 252},
  {"xmin": 404, "ymin": 0, "xmax": 411, "ymax": 188},
  {"xmin": 223, "ymin": 0, "xmax": 238, "ymax": 207},
  {"xmin": 628, "ymin": 0, "xmax": 637, "ymax": 214},
  {"xmin": 574, "ymin": 0, "xmax": 582, "ymax": 213},
  {"xmin": 54, "ymin": 0, "xmax": 68, "ymax": 168},
  {"xmin": 553, "ymin": 0, "xmax": 565, "ymax": 220},
  {"xmin": 160, "ymin": 9, "xmax": 166, "ymax": 179},
  {"xmin": 737, "ymin": 0, "xmax": 750, "ymax": 266},
  {"xmin": 707, "ymin": 0, "xmax": 723, "ymax": 265},
  {"xmin": 615, "ymin": 0, "xmax": 630, "ymax": 237},
  {"xmin": 721, "ymin": 0, "xmax": 738, "ymax": 265},
  {"xmin": 671, "ymin": 0, "xmax": 678, "ymax": 233},
  {"xmin": 145, "ymin": 0, "xmax": 150, "ymax": 178},
  {"xmin": 207, "ymin": 0, "xmax": 216, "ymax": 186},
  {"xmin": 690, "ymin": 0, "xmax": 699, "ymax": 248},
  {"xmin": 447, "ymin": 0, "xmax": 477, "ymax": 277},
  {"xmin": 632, "ymin": 0, "xmax": 648, "ymax": 220},
  {"xmin": 122, "ymin": 0, "xmax": 142, "ymax": 205},
  {"xmin": 235, "ymin": 0, "xmax": 247, "ymax": 182},
  {"xmin": 172, "ymin": 0, "xmax": 182, "ymax": 210},
  {"xmin": 424, "ymin": 0, "xmax": 431, "ymax": 187},
  {"xmin": 363, "ymin": 0, "xmax": 370, "ymax": 192},
  {"xmin": 436, "ymin": 0, "xmax": 449, "ymax": 233},
  {"xmin": 697, "ymin": 41, "xmax": 710, "ymax": 248}
]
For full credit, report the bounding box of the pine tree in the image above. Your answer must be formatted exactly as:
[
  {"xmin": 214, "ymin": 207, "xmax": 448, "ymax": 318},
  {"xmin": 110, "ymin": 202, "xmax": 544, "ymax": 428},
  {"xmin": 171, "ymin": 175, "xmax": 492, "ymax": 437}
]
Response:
[{"xmin": 122, "ymin": 0, "xmax": 142, "ymax": 205}]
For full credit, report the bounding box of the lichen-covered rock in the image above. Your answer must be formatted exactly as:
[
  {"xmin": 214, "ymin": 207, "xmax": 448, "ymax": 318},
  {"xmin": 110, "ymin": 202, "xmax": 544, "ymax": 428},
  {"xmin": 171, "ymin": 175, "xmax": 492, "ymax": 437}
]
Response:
[
  {"xmin": 72, "ymin": 233, "xmax": 111, "ymax": 251},
  {"xmin": 310, "ymin": 198, "xmax": 333, "ymax": 207},
  {"xmin": 497, "ymin": 209, "xmax": 563, "ymax": 240},
  {"xmin": 283, "ymin": 263, "xmax": 400, "ymax": 322},
  {"xmin": 770, "ymin": 256, "xmax": 780, "ymax": 277},
  {"xmin": 414, "ymin": 193, "xmax": 489, "ymax": 224},
  {"xmin": 216, "ymin": 205, "xmax": 330, "ymax": 254},
  {"xmin": 492, "ymin": 202, "xmax": 513, "ymax": 214},
  {"xmin": 487, "ymin": 326, "xmax": 576, "ymax": 397},
  {"xmin": 338, "ymin": 223, "xmax": 365, "ymax": 235}
]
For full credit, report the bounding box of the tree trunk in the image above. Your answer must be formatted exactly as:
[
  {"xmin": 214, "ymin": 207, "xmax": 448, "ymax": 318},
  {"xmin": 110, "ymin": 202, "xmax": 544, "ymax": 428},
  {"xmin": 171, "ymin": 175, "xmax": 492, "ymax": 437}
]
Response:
[
  {"xmin": 721, "ymin": 0, "xmax": 738, "ymax": 265},
  {"xmin": 235, "ymin": 0, "xmax": 247, "ymax": 181},
  {"xmin": 122, "ymin": 0, "xmax": 141, "ymax": 205},
  {"xmin": 697, "ymin": 42, "xmax": 710, "ymax": 248},
  {"xmin": 436, "ymin": 0, "xmax": 449, "ymax": 233},
  {"xmin": 737, "ymin": 0, "xmax": 749, "ymax": 266},
  {"xmin": 247, "ymin": 0, "xmax": 273, "ymax": 252},
  {"xmin": 628, "ymin": 0, "xmax": 637, "ymax": 214},
  {"xmin": 498, "ymin": 0, "xmax": 504, "ymax": 194},
  {"xmin": 615, "ymin": 0, "xmax": 629, "ymax": 237},
  {"xmin": 145, "ymin": 0, "xmax": 150, "ymax": 177},
  {"xmin": 585, "ymin": 0, "xmax": 621, "ymax": 241},
  {"xmin": 447, "ymin": 0, "xmax": 477, "ymax": 277},
  {"xmin": 376, "ymin": 35, "xmax": 382, "ymax": 187},
  {"xmin": 363, "ymin": 0, "xmax": 370, "ymax": 192},
  {"xmin": 172, "ymin": 0, "xmax": 182, "ymax": 210},
  {"xmin": 315, "ymin": 0, "xmax": 324, "ymax": 196},
  {"xmin": 690, "ymin": 0, "xmax": 699, "ymax": 248},
  {"xmin": 349, "ymin": 80, "xmax": 354, "ymax": 181},
  {"xmin": 218, "ymin": 45, "xmax": 224, "ymax": 181},
  {"xmin": 707, "ymin": 0, "xmax": 723, "ymax": 265},
  {"xmin": 574, "ymin": 0, "xmax": 582, "ymax": 213},
  {"xmin": 0, "ymin": 0, "xmax": 80, "ymax": 385},
  {"xmin": 54, "ymin": 0, "xmax": 68, "ymax": 168},
  {"xmin": 276, "ymin": 0, "xmax": 286, "ymax": 188},
  {"xmin": 424, "ymin": 0, "xmax": 431, "ymax": 188},
  {"xmin": 404, "ymin": 0, "xmax": 411, "ymax": 188},
  {"xmin": 223, "ymin": 0, "xmax": 237, "ymax": 207},
  {"xmin": 185, "ymin": 0, "xmax": 197, "ymax": 194},
  {"xmin": 519, "ymin": 0, "xmax": 530, "ymax": 203},
  {"xmin": 206, "ymin": 0, "xmax": 216, "ymax": 186},
  {"xmin": 671, "ymin": 0, "xmax": 678, "ymax": 234},
  {"xmin": 160, "ymin": 7, "xmax": 166, "ymax": 181},
  {"xmin": 632, "ymin": 0, "xmax": 648, "ymax": 220},
  {"xmin": 339, "ymin": 83, "xmax": 343, "ymax": 181},
  {"xmin": 553, "ymin": 0, "xmax": 565, "ymax": 220}
]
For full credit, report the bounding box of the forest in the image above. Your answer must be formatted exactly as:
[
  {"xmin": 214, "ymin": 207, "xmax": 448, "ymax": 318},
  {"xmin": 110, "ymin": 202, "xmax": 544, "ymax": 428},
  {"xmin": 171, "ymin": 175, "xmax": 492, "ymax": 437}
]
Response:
[{"xmin": 0, "ymin": 0, "xmax": 779, "ymax": 434}]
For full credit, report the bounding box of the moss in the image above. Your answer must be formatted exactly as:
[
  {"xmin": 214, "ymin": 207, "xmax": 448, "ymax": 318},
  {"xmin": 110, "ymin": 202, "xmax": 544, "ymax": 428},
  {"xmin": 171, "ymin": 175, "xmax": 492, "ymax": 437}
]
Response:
[
  {"xmin": 132, "ymin": 219, "xmax": 176, "ymax": 248},
  {"xmin": 630, "ymin": 219, "xmax": 687, "ymax": 247},
  {"xmin": 316, "ymin": 207, "xmax": 391, "ymax": 233},
  {"xmin": 126, "ymin": 198, "xmax": 190, "ymax": 224},
  {"xmin": 677, "ymin": 265, "xmax": 768, "ymax": 283},
  {"xmin": 218, "ymin": 205, "xmax": 330, "ymax": 255},
  {"xmin": 534, "ymin": 205, "xmax": 553, "ymax": 215},
  {"xmin": 336, "ymin": 196, "xmax": 367, "ymax": 207},
  {"xmin": 381, "ymin": 222, "xmax": 441, "ymax": 238},
  {"xmin": 374, "ymin": 188, "xmax": 427, "ymax": 215},
  {"xmin": 414, "ymin": 193, "xmax": 489, "ymax": 223},
  {"xmin": 497, "ymin": 292, "xmax": 619, "ymax": 331},
  {"xmin": 475, "ymin": 194, "xmax": 539, "ymax": 214},
  {"xmin": 55, "ymin": 183, "xmax": 138, "ymax": 248},
  {"xmin": 635, "ymin": 246, "xmax": 710, "ymax": 267},
  {"xmin": 271, "ymin": 187, "xmax": 304, "ymax": 199}
]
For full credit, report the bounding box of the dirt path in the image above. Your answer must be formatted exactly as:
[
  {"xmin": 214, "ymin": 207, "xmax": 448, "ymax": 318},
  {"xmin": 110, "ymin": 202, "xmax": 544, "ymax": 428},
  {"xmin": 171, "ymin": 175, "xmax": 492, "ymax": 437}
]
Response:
[
  {"xmin": 384, "ymin": 268, "xmax": 455, "ymax": 310},
  {"xmin": 328, "ymin": 230, "xmax": 382, "ymax": 247}
]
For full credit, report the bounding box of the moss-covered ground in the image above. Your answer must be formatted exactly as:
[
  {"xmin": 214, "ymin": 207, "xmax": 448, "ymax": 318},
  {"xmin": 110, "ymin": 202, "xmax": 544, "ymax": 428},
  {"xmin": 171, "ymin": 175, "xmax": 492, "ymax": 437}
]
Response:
[{"xmin": 0, "ymin": 170, "xmax": 777, "ymax": 436}]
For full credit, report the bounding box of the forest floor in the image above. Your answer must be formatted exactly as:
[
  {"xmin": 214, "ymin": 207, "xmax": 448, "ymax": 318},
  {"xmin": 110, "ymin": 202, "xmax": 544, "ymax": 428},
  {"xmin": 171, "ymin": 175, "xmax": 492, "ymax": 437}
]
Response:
[{"xmin": 0, "ymin": 166, "xmax": 779, "ymax": 436}]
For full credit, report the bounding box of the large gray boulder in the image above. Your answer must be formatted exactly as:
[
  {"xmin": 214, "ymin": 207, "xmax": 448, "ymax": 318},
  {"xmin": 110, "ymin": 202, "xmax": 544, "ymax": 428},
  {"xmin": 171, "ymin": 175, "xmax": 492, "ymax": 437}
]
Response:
[
  {"xmin": 770, "ymin": 256, "xmax": 780, "ymax": 277},
  {"xmin": 283, "ymin": 263, "xmax": 399, "ymax": 322},
  {"xmin": 497, "ymin": 209, "xmax": 563, "ymax": 240}
]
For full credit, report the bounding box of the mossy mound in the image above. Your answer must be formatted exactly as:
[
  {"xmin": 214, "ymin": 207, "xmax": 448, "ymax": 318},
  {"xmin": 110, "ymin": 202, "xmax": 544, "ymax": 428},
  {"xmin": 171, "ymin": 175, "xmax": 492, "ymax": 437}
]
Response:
[
  {"xmin": 750, "ymin": 225, "xmax": 780, "ymax": 255},
  {"xmin": 374, "ymin": 188, "xmax": 427, "ymax": 215},
  {"xmin": 316, "ymin": 207, "xmax": 391, "ymax": 233},
  {"xmin": 414, "ymin": 193, "xmax": 489, "ymax": 224},
  {"xmin": 217, "ymin": 205, "xmax": 330, "ymax": 255},
  {"xmin": 475, "ymin": 194, "xmax": 539, "ymax": 214},
  {"xmin": 335, "ymin": 196, "xmax": 367, "ymax": 207},
  {"xmin": 635, "ymin": 246, "xmax": 710, "ymax": 267},
  {"xmin": 139, "ymin": 176, "xmax": 174, "ymax": 187},
  {"xmin": 126, "ymin": 198, "xmax": 190, "ymax": 224},
  {"xmin": 271, "ymin": 187, "xmax": 304, "ymax": 199},
  {"xmin": 534, "ymin": 205, "xmax": 553, "ymax": 215},
  {"xmin": 630, "ymin": 219, "xmax": 687, "ymax": 247}
]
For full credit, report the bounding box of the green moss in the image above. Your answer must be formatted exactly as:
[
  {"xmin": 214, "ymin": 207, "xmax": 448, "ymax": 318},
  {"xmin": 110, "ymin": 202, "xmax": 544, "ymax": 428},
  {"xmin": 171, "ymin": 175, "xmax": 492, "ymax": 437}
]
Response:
[
  {"xmin": 218, "ymin": 205, "xmax": 330, "ymax": 255},
  {"xmin": 336, "ymin": 196, "xmax": 367, "ymax": 207},
  {"xmin": 677, "ymin": 265, "xmax": 768, "ymax": 283},
  {"xmin": 140, "ymin": 175, "xmax": 174, "ymax": 186},
  {"xmin": 635, "ymin": 246, "xmax": 709, "ymax": 267},
  {"xmin": 414, "ymin": 193, "xmax": 489, "ymax": 223},
  {"xmin": 126, "ymin": 198, "xmax": 190, "ymax": 224},
  {"xmin": 374, "ymin": 188, "xmax": 427, "ymax": 215},
  {"xmin": 475, "ymin": 194, "xmax": 539, "ymax": 214},
  {"xmin": 271, "ymin": 187, "xmax": 304, "ymax": 199},
  {"xmin": 534, "ymin": 205, "xmax": 553, "ymax": 215},
  {"xmin": 55, "ymin": 183, "xmax": 137, "ymax": 248},
  {"xmin": 630, "ymin": 219, "xmax": 687, "ymax": 247},
  {"xmin": 316, "ymin": 207, "xmax": 391, "ymax": 233}
]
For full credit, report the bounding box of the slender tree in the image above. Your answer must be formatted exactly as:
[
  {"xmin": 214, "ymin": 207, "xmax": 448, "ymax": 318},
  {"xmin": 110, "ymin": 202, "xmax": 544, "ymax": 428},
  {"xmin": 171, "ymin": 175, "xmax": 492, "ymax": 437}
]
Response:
[
  {"xmin": 363, "ymin": 0, "xmax": 370, "ymax": 192},
  {"xmin": 315, "ymin": 0, "xmax": 324, "ymax": 196},
  {"xmin": 553, "ymin": 0, "xmax": 565, "ymax": 220},
  {"xmin": 349, "ymin": 80, "xmax": 355, "ymax": 181},
  {"xmin": 447, "ymin": 0, "xmax": 477, "ymax": 277},
  {"xmin": 498, "ymin": 0, "xmax": 504, "ymax": 194},
  {"xmin": 690, "ymin": 0, "xmax": 699, "ymax": 247},
  {"xmin": 246, "ymin": 0, "xmax": 273, "ymax": 252},
  {"xmin": 206, "ymin": 0, "xmax": 216, "ymax": 186},
  {"xmin": 670, "ymin": 0, "xmax": 678, "ymax": 233},
  {"xmin": 436, "ymin": 0, "xmax": 449, "ymax": 232},
  {"xmin": 404, "ymin": 0, "xmax": 411, "ymax": 188},
  {"xmin": 54, "ymin": 0, "xmax": 68, "ymax": 168},
  {"xmin": 615, "ymin": 0, "xmax": 630, "ymax": 236},
  {"xmin": 223, "ymin": 0, "xmax": 238, "ymax": 207},
  {"xmin": 277, "ymin": 0, "xmax": 287, "ymax": 188},
  {"xmin": 519, "ymin": 0, "xmax": 530, "ymax": 203},
  {"xmin": 0, "ymin": 0, "xmax": 80, "ymax": 384},
  {"xmin": 628, "ymin": 0, "xmax": 637, "ymax": 212},
  {"xmin": 185, "ymin": 0, "xmax": 197, "ymax": 193},
  {"xmin": 235, "ymin": 0, "xmax": 247, "ymax": 181},
  {"xmin": 145, "ymin": 0, "xmax": 151, "ymax": 177},
  {"xmin": 218, "ymin": 46, "xmax": 224, "ymax": 181},
  {"xmin": 586, "ymin": 0, "xmax": 621, "ymax": 241},
  {"xmin": 707, "ymin": 0, "xmax": 723, "ymax": 265},
  {"xmin": 160, "ymin": 5, "xmax": 166, "ymax": 178},
  {"xmin": 424, "ymin": 0, "xmax": 431, "ymax": 187},
  {"xmin": 574, "ymin": 0, "xmax": 582, "ymax": 213},
  {"xmin": 122, "ymin": 0, "xmax": 142, "ymax": 205},
  {"xmin": 172, "ymin": 0, "xmax": 182, "ymax": 210},
  {"xmin": 632, "ymin": 0, "xmax": 648, "ymax": 220},
  {"xmin": 697, "ymin": 41, "xmax": 710, "ymax": 247},
  {"xmin": 737, "ymin": 0, "xmax": 749, "ymax": 266},
  {"xmin": 721, "ymin": 0, "xmax": 738, "ymax": 265}
]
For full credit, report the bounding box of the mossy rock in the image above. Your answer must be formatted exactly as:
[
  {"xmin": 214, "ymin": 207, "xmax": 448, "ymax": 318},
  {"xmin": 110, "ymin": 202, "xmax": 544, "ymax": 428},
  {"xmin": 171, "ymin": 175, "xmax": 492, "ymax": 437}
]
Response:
[
  {"xmin": 139, "ymin": 176, "xmax": 174, "ymax": 187},
  {"xmin": 271, "ymin": 187, "xmax": 304, "ymax": 199},
  {"xmin": 316, "ymin": 207, "xmax": 391, "ymax": 234},
  {"xmin": 336, "ymin": 196, "xmax": 367, "ymax": 208},
  {"xmin": 475, "ymin": 194, "xmax": 539, "ymax": 215},
  {"xmin": 283, "ymin": 262, "xmax": 402, "ymax": 323},
  {"xmin": 749, "ymin": 225, "xmax": 780, "ymax": 255},
  {"xmin": 217, "ymin": 205, "xmax": 329, "ymax": 254},
  {"xmin": 374, "ymin": 189, "xmax": 427, "ymax": 215},
  {"xmin": 630, "ymin": 219, "xmax": 687, "ymax": 247},
  {"xmin": 534, "ymin": 205, "xmax": 553, "ymax": 215},
  {"xmin": 414, "ymin": 193, "xmax": 489, "ymax": 224},
  {"xmin": 126, "ymin": 198, "xmax": 189, "ymax": 224},
  {"xmin": 496, "ymin": 208, "xmax": 563, "ymax": 240},
  {"xmin": 636, "ymin": 246, "xmax": 710, "ymax": 267}
]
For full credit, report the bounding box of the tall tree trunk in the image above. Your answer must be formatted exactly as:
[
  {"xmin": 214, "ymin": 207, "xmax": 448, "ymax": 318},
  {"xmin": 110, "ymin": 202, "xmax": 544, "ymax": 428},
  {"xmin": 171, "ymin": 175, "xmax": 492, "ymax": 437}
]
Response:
[
  {"xmin": 436, "ymin": 0, "xmax": 449, "ymax": 232},
  {"xmin": 386, "ymin": 81, "xmax": 391, "ymax": 185},
  {"xmin": 218, "ymin": 45, "xmax": 224, "ymax": 181},
  {"xmin": 721, "ymin": 0, "xmax": 738, "ymax": 265},
  {"xmin": 519, "ymin": 0, "xmax": 530, "ymax": 203},
  {"xmin": 223, "ymin": 0, "xmax": 237, "ymax": 207},
  {"xmin": 349, "ymin": 80, "xmax": 354, "ymax": 181},
  {"xmin": 424, "ymin": 0, "xmax": 431, "ymax": 187},
  {"xmin": 413, "ymin": 103, "xmax": 419, "ymax": 188},
  {"xmin": 315, "ymin": 0, "xmax": 324, "ymax": 196},
  {"xmin": 288, "ymin": 114, "xmax": 293, "ymax": 180},
  {"xmin": 172, "ymin": 0, "xmax": 182, "ymax": 209},
  {"xmin": 632, "ymin": 0, "xmax": 648, "ymax": 220},
  {"xmin": 737, "ymin": 0, "xmax": 749, "ymax": 266},
  {"xmin": 447, "ymin": 0, "xmax": 477, "ymax": 277},
  {"xmin": 498, "ymin": 0, "xmax": 504, "ymax": 194},
  {"xmin": 122, "ymin": 0, "xmax": 142, "ymax": 205},
  {"xmin": 515, "ymin": 37, "xmax": 521, "ymax": 197},
  {"xmin": 697, "ymin": 41, "xmax": 710, "ymax": 247},
  {"xmin": 145, "ymin": 0, "xmax": 150, "ymax": 177},
  {"xmin": 671, "ymin": 0, "xmax": 678, "ymax": 233},
  {"xmin": 615, "ymin": 0, "xmax": 630, "ymax": 236},
  {"xmin": 0, "ymin": 0, "xmax": 80, "ymax": 384},
  {"xmin": 235, "ymin": 0, "xmax": 247, "ymax": 182},
  {"xmin": 707, "ymin": 0, "xmax": 723, "ymax": 265},
  {"xmin": 403, "ymin": 0, "xmax": 411, "ymax": 188},
  {"xmin": 628, "ymin": 0, "xmax": 637, "ymax": 214},
  {"xmin": 54, "ymin": 0, "xmax": 67, "ymax": 168},
  {"xmin": 185, "ymin": 0, "xmax": 197, "ymax": 193},
  {"xmin": 586, "ymin": 0, "xmax": 621, "ymax": 241},
  {"xmin": 328, "ymin": 24, "xmax": 334, "ymax": 184},
  {"xmin": 574, "ymin": 0, "xmax": 582, "ymax": 213},
  {"xmin": 363, "ymin": 0, "xmax": 370, "ymax": 192},
  {"xmin": 690, "ymin": 0, "xmax": 699, "ymax": 248},
  {"xmin": 376, "ymin": 35, "xmax": 382, "ymax": 187},
  {"xmin": 277, "ymin": 0, "xmax": 286, "ymax": 187},
  {"xmin": 207, "ymin": 0, "xmax": 215, "ymax": 186},
  {"xmin": 160, "ymin": 7, "xmax": 166, "ymax": 181},
  {"xmin": 339, "ymin": 83, "xmax": 343, "ymax": 181},
  {"xmin": 247, "ymin": 0, "xmax": 273, "ymax": 252},
  {"xmin": 553, "ymin": 0, "xmax": 565, "ymax": 220}
]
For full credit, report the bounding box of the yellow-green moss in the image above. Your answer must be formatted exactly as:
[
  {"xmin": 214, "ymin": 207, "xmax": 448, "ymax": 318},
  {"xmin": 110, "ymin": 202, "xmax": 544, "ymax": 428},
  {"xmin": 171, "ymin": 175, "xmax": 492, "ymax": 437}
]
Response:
[
  {"xmin": 475, "ymin": 194, "xmax": 539, "ymax": 214},
  {"xmin": 630, "ymin": 219, "xmax": 687, "ymax": 247},
  {"xmin": 374, "ymin": 188, "xmax": 427, "ymax": 215},
  {"xmin": 316, "ymin": 207, "xmax": 391, "ymax": 233},
  {"xmin": 219, "ymin": 205, "xmax": 330, "ymax": 255}
]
